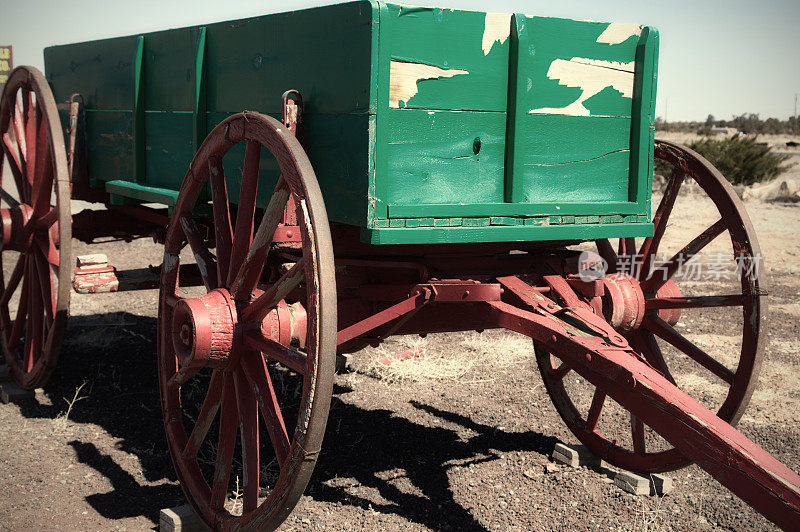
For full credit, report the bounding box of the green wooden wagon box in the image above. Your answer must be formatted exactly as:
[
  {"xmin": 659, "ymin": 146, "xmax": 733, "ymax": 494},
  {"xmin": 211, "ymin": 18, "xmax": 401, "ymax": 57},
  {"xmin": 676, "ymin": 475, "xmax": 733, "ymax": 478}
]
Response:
[{"xmin": 44, "ymin": 1, "xmax": 658, "ymax": 245}]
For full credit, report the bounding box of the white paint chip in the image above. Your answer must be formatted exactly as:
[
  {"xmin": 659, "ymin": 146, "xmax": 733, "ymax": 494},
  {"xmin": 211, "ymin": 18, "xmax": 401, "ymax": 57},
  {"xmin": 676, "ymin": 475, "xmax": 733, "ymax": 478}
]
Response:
[
  {"xmin": 482, "ymin": 12, "xmax": 511, "ymax": 55},
  {"xmin": 596, "ymin": 23, "xmax": 641, "ymax": 45},
  {"xmin": 389, "ymin": 60, "xmax": 468, "ymax": 108},
  {"xmin": 529, "ymin": 57, "xmax": 635, "ymax": 117}
]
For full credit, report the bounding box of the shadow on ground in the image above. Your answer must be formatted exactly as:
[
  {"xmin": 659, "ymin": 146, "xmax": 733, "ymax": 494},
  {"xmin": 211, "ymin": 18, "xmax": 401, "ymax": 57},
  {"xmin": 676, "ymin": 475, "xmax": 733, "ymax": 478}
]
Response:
[{"xmin": 12, "ymin": 312, "xmax": 557, "ymax": 529}]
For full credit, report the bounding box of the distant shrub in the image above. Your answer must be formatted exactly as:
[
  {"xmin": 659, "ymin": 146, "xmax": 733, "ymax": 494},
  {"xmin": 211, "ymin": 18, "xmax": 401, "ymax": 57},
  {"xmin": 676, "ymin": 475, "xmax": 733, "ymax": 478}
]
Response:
[{"xmin": 687, "ymin": 135, "xmax": 793, "ymax": 186}]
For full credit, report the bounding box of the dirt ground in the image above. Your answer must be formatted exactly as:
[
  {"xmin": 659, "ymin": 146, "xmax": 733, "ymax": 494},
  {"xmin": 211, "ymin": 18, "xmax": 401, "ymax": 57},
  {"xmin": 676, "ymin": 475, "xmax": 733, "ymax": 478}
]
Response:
[{"xmin": 0, "ymin": 135, "xmax": 799, "ymax": 531}]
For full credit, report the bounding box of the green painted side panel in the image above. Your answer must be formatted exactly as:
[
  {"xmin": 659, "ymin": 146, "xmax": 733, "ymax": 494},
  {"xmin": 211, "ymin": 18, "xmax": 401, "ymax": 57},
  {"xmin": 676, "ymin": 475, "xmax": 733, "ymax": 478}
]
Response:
[
  {"xmin": 519, "ymin": 16, "xmax": 640, "ymax": 117},
  {"xmin": 145, "ymin": 112, "xmax": 194, "ymax": 190},
  {"xmin": 205, "ymin": 112, "xmax": 371, "ymax": 227},
  {"xmin": 364, "ymin": 222, "xmax": 653, "ymax": 245},
  {"xmin": 383, "ymin": 108, "xmax": 506, "ymax": 208},
  {"xmin": 143, "ymin": 28, "xmax": 197, "ymax": 111},
  {"xmin": 45, "ymin": 36, "xmax": 139, "ymax": 109},
  {"xmin": 205, "ymin": 2, "xmax": 376, "ymax": 115},
  {"xmin": 504, "ymin": 13, "xmax": 658, "ymax": 218},
  {"xmin": 44, "ymin": 2, "xmax": 659, "ymax": 246},
  {"xmin": 84, "ymin": 111, "xmax": 132, "ymax": 182},
  {"xmin": 382, "ymin": 4, "xmax": 509, "ymax": 111}
]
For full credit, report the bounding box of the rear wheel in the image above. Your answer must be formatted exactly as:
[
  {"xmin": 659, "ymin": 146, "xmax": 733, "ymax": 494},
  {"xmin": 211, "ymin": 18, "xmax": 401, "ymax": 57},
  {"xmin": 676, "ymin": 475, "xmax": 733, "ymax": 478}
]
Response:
[
  {"xmin": 0, "ymin": 66, "xmax": 71, "ymax": 389},
  {"xmin": 158, "ymin": 112, "xmax": 337, "ymax": 530},
  {"xmin": 536, "ymin": 140, "xmax": 764, "ymax": 473}
]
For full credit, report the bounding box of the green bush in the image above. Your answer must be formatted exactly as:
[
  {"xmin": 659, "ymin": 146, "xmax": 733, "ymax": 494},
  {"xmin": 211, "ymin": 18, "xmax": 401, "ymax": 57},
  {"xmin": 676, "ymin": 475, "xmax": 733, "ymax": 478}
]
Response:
[{"xmin": 686, "ymin": 135, "xmax": 793, "ymax": 186}]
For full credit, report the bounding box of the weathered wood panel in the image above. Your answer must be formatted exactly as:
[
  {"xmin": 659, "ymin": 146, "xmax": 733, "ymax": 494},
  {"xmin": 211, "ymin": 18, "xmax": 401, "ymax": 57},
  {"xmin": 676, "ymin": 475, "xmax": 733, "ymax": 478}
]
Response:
[
  {"xmin": 384, "ymin": 108, "xmax": 506, "ymax": 207},
  {"xmin": 382, "ymin": 5, "xmax": 509, "ymax": 111},
  {"xmin": 505, "ymin": 14, "xmax": 649, "ymax": 206},
  {"xmin": 205, "ymin": 2, "xmax": 376, "ymax": 115}
]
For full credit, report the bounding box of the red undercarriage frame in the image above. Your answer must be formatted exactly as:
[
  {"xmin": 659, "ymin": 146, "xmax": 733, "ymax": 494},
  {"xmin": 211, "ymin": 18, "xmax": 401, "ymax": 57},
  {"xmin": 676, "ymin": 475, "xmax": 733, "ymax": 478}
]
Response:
[{"xmin": 257, "ymin": 232, "xmax": 800, "ymax": 529}]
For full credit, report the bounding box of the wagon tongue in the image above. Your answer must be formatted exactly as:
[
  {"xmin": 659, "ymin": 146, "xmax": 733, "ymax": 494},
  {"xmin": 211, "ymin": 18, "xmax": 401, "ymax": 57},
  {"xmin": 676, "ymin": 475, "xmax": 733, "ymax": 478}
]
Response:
[{"xmin": 489, "ymin": 275, "xmax": 800, "ymax": 530}]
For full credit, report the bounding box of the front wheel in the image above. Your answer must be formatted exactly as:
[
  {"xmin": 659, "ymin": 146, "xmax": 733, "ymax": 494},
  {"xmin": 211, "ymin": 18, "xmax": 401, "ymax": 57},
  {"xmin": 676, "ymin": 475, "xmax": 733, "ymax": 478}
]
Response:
[{"xmin": 158, "ymin": 112, "xmax": 337, "ymax": 530}]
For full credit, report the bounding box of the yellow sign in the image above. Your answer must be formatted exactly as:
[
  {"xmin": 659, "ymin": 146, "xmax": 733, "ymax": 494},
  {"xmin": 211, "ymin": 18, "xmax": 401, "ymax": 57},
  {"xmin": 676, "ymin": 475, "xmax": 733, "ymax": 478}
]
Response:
[{"xmin": 0, "ymin": 46, "xmax": 12, "ymax": 90}]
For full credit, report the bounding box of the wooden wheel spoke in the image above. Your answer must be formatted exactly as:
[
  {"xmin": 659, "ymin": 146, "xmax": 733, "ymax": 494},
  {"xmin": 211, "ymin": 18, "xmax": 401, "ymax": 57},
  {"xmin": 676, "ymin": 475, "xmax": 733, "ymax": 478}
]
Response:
[
  {"xmin": 1, "ymin": 254, "xmax": 27, "ymax": 307},
  {"xmin": 24, "ymin": 92, "xmax": 37, "ymax": 190},
  {"xmin": 211, "ymin": 374, "xmax": 239, "ymax": 510},
  {"xmin": 240, "ymin": 257, "xmax": 305, "ymax": 322},
  {"xmin": 34, "ymin": 234, "xmax": 59, "ymax": 269},
  {"xmin": 231, "ymin": 180, "xmax": 290, "ymax": 300},
  {"xmin": 2, "ymin": 132, "xmax": 27, "ymax": 203},
  {"xmin": 631, "ymin": 331, "xmax": 676, "ymax": 386},
  {"xmin": 12, "ymin": 98, "xmax": 27, "ymax": 164},
  {"xmin": 631, "ymin": 415, "xmax": 646, "ymax": 454},
  {"xmin": 8, "ymin": 255, "xmax": 30, "ymax": 350},
  {"xmin": 240, "ymin": 349, "xmax": 291, "ymax": 465},
  {"xmin": 645, "ymin": 294, "xmax": 745, "ymax": 310},
  {"xmin": 209, "ymin": 156, "xmax": 233, "ymax": 285},
  {"xmin": 639, "ymin": 168, "xmax": 684, "ymax": 277},
  {"xmin": 23, "ymin": 258, "xmax": 44, "ymax": 372},
  {"xmin": 32, "ymin": 246, "xmax": 55, "ymax": 325},
  {"xmin": 227, "ymin": 141, "xmax": 261, "ymax": 288},
  {"xmin": 596, "ymin": 239, "xmax": 617, "ymax": 274},
  {"xmin": 643, "ymin": 315, "xmax": 735, "ymax": 385},
  {"xmin": 0, "ymin": 184, "xmax": 20, "ymax": 208},
  {"xmin": 233, "ymin": 366, "xmax": 260, "ymax": 513},
  {"xmin": 643, "ymin": 218, "xmax": 727, "ymax": 291},
  {"xmin": 551, "ymin": 361, "xmax": 571, "ymax": 382},
  {"xmin": 182, "ymin": 371, "xmax": 223, "ymax": 459},
  {"xmin": 180, "ymin": 216, "xmax": 218, "ymax": 291},
  {"xmin": 242, "ymin": 330, "xmax": 307, "ymax": 374},
  {"xmin": 36, "ymin": 207, "xmax": 58, "ymax": 229},
  {"xmin": 585, "ymin": 388, "xmax": 606, "ymax": 432}
]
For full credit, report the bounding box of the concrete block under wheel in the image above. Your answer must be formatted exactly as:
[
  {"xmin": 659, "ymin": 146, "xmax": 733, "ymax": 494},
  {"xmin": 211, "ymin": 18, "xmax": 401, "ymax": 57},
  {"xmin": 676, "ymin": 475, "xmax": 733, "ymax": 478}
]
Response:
[
  {"xmin": 0, "ymin": 382, "xmax": 34, "ymax": 404},
  {"xmin": 614, "ymin": 470, "xmax": 673, "ymax": 496},
  {"xmin": 159, "ymin": 504, "xmax": 209, "ymax": 532},
  {"xmin": 614, "ymin": 470, "xmax": 650, "ymax": 496},
  {"xmin": 552, "ymin": 442, "xmax": 601, "ymax": 468}
]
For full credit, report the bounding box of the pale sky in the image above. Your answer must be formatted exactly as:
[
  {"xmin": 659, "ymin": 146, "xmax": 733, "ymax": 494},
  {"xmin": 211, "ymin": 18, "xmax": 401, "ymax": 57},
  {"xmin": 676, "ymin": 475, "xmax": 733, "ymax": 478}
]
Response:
[{"xmin": 1, "ymin": 0, "xmax": 798, "ymax": 121}]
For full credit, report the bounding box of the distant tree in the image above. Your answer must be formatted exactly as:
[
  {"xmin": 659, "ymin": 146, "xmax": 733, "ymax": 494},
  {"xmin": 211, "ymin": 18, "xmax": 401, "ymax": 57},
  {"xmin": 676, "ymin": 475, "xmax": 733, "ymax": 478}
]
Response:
[{"xmin": 705, "ymin": 114, "xmax": 715, "ymax": 127}]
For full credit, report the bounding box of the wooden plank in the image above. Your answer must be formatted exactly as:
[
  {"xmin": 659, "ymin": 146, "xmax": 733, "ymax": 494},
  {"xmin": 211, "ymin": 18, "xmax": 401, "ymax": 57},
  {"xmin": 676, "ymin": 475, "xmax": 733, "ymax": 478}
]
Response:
[
  {"xmin": 382, "ymin": 5, "xmax": 510, "ymax": 111},
  {"xmin": 388, "ymin": 200, "xmax": 645, "ymax": 219},
  {"xmin": 628, "ymin": 26, "xmax": 659, "ymax": 206},
  {"xmin": 105, "ymin": 180, "xmax": 179, "ymax": 205},
  {"xmin": 193, "ymin": 27, "xmax": 207, "ymax": 152},
  {"xmin": 363, "ymin": 221, "xmax": 653, "ymax": 245},
  {"xmin": 133, "ymin": 36, "xmax": 145, "ymax": 183},
  {"xmin": 383, "ymin": 108, "xmax": 506, "ymax": 207}
]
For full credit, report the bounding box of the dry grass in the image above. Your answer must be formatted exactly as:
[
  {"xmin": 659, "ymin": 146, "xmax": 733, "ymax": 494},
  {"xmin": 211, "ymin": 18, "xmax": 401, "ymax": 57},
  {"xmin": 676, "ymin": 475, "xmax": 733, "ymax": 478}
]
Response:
[
  {"xmin": 364, "ymin": 331, "xmax": 532, "ymax": 384},
  {"xmin": 52, "ymin": 381, "xmax": 88, "ymax": 435}
]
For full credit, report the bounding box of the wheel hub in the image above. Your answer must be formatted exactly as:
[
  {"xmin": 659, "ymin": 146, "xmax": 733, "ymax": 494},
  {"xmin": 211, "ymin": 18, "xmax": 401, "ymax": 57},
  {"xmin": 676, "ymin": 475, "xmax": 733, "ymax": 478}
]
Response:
[
  {"xmin": 0, "ymin": 204, "xmax": 34, "ymax": 251},
  {"xmin": 600, "ymin": 273, "xmax": 645, "ymax": 333},
  {"xmin": 599, "ymin": 274, "xmax": 684, "ymax": 333},
  {"xmin": 171, "ymin": 289, "xmax": 238, "ymax": 370},
  {"xmin": 653, "ymin": 279, "xmax": 683, "ymax": 326}
]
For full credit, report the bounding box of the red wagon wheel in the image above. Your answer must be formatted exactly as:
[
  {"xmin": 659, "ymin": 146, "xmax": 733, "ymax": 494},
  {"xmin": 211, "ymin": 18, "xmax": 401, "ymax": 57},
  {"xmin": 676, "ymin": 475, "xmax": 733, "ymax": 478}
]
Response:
[
  {"xmin": 536, "ymin": 140, "xmax": 764, "ymax": 473},
  {"xmin": 0, "ymin": 66, "xmax": 72, "ymax": 389},
  {"xmin": 158, "ymin": 112, "xmax": 336, "ymax": 530}
]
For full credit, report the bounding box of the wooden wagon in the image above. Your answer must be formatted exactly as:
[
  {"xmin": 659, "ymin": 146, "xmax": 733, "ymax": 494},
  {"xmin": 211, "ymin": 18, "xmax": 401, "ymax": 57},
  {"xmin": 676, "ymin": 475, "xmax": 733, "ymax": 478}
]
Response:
[{"xmin": 0, "ymin": 2, "xmax": 797, "ymax": 530}]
